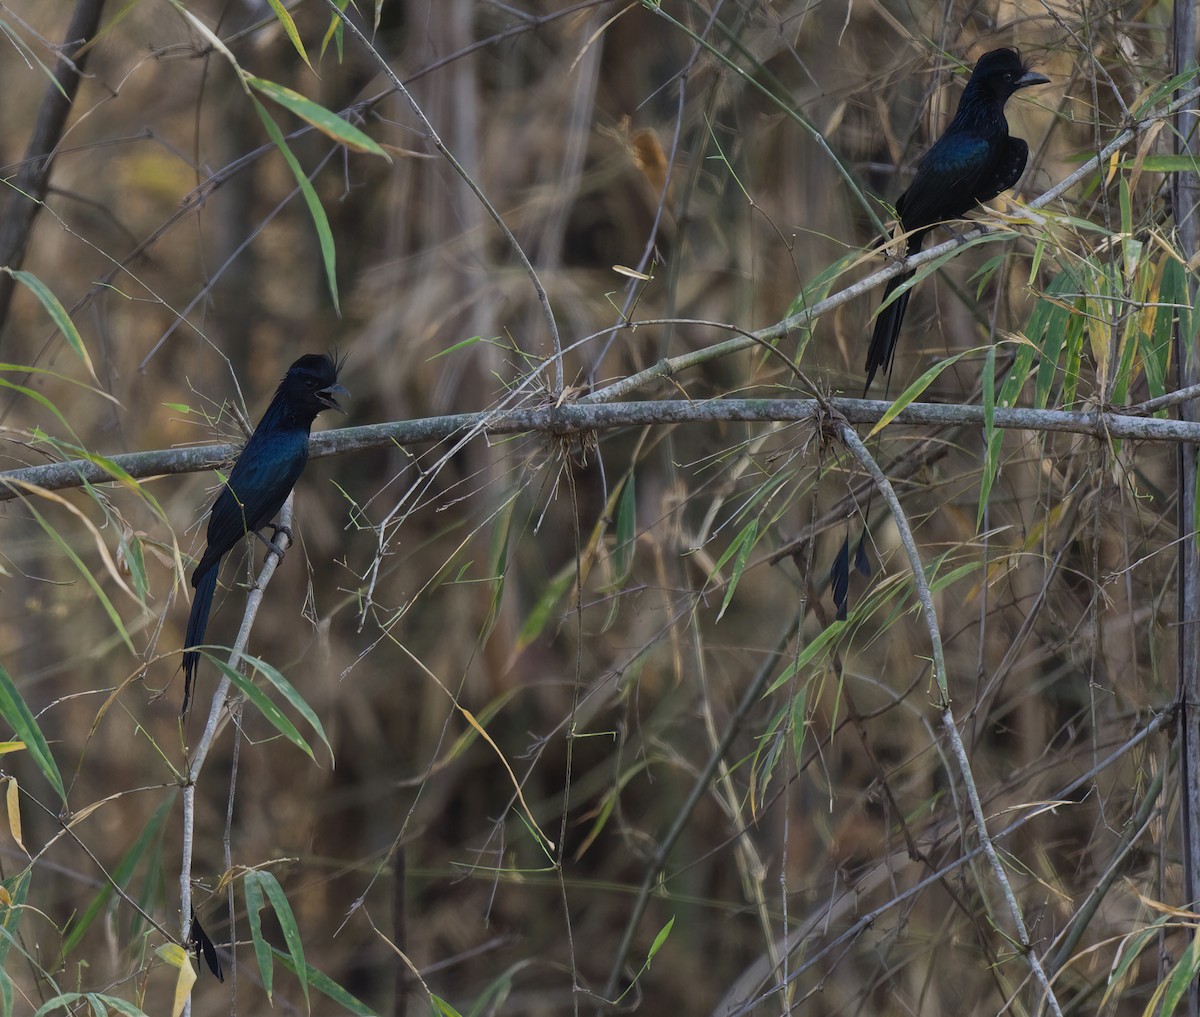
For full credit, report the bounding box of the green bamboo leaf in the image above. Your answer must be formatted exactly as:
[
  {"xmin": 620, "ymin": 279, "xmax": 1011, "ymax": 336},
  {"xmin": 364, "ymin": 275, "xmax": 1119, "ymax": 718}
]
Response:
[
  {"xmin": 515, "ymin": 562, "xmax": 574, "ymax": 651},
  {"xmin": 1030, "ymin": 269, "xmax": 1083, "ymax": 408},
  {"xmin": 33, "ymin": 994, "xmax": 146, "ymax": 1017},
  {"xmin": 19, "ymin": 497, "xmax": 136, "ymax": 655},
  {"xmin": 716, "ymin": 519, "xmax": 757, "ymax": 621},
  {"xmin": 979, "ymin": 340, "xmax": 1035, "ymax": 528},
  {"xmin": 61, "ymin": 799, "xmax": 172, "ymax": 956},
  {"xmin": 613, "ymin": 474, "xmax": 636, "ymax": 585},
  {"xmin": 117, "ymin": 529, "xmax": 148, "ymax": 603},
  {"xmin": 319, "ymin": 3, "xmax": 347, "ymax": 62},
  {"xmin": 1102, "ymin": 916, "xmax": 1167, "ymax": 1010},
  {"xmin": 0, "ymin": 868, "xmax": 31, "ymax": 969},
  {"xmin": 867, "ymin": 347, "xmax": 978, "ymax": 437},
  {"xmin": 1028, "ymin": 232, "xmax": 1045, "ymax": 283},
  {"xmin": 244, "ymin": 872, "xmax": 274, "ymax": 1000},
  {"xmin": 1124, "ymin": 154, "xmax": 1200, "ymax": 173},
  {"xmin": 750, "ymin": 703, "xmax": 788, "ymax": 810},
  {"xmin": 1156, "ymin": 927, "xmax": 1200, "ymax": 1017},
  {"xmin": 0, "ymin": 18, "xmax": 67, "ymax": 99},
  {"xmin": 976, "ymin": 343, "xmax": 996, "ymax": 531},
  {"xmin": 765, "ymin": 620, "xmax": 846, "ymax": 696},
  {"xmin": 255, "ymin": 871, "xmax": 309, "ymax": 1010},
  {"xmin": 209, "ymin": 657, "xmax": 315, "ymax": 761},
  {"xmin": 70, "ymin": 448, "xmax": 169, "ymax": 521},
  {"xmin": 646, "ymin": 915, "xmax": 674, "ymax": 962},
  {"xmin": 249, "ymin": 96, "xmax": 340, "ymax": 314},
  {"xmin": 1193, "ymin": 451, "xmax": 1200, "ymax": 549},
  {"xmin": 0, "ymin": 661, "xmax": 64, "ymax": 803},
  {"xmin": 927, "ymin": 562, "xmax": 981, "ymax": 592},
  {"xmin": 482, "ymin": 497, "xmax": 515, "ymax": 640},
  {"xmin": 782, "ymin": 249, "xmax": 860, "ymax": 363},
  {"xmin": 969, "ymin": 253, "xmax": 1005, "ymax": 298},
  {"xmin": 2, "ymin": 271, "xmax": 96, "ymax": 382},
  {"xmin": 1143, "ymin": 256, "xmax": 1183, "ymax": 411},
  {"xmin": 871, "ymin": 234, "xmax": 1000, "ymax": 318},
  {"xmin": 427, "ymin": 687, "xmax": 522, "ymax": 771},
  {"xmin": 789, "ymin": 687, "xmax": 808, "ymax": 769},
  {"xmin": 430, "ymin": 335, "xmax": 486, "ymax": 360},
  {"xmin": 1132, "ymin": 68, "xmax": 1200, "ymax": 116},
  {"xmin": 0, "ymin": 377, "xmax": 75, "ymax": 436},
  {"xmin": 431, "ymin": 996, "xmax": 465, "ymax": 1017},
  {"xmin": 273, "ymin": 947, "xmax": 375, "ymax": 1015},
  {"xmin": 239, "ymin": 653, "xmax": 333, "ymax": 764},
  {"xmin": 172, "ymin": 2, "xmax": 241, "ymax": 67},
  {"xmin": 247, "ymin": 76, "xmax": 387, "ymax": 158},
  {"xmin": 263, "ymin": 0, "xmax": 312, "ymax": 70},
  {"xmin": 464, "ymin": 962, "xmax": 543, "ymax": 1017},
  {"xmin": 574, "ymin": 760, "xmax": 647, "ymax": 860},
  {"xmin": 1111, "ymin": 308, "xmax": 1139, "ymax": 407},
  {"xmin": 1119, "ymin": 176, "xmax": 1133, "ymax": 248},
  {"xmin": 614, "ymin": 914, "xmax": 675, "ymax": 1004}
]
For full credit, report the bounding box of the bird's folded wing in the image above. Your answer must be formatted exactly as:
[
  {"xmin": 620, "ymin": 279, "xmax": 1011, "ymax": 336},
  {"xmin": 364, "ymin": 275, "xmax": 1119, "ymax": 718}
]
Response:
[
  {"xmin": 194, "ymin": 446, "xmax": 307, "ymax": 576},
  {"xmin": 899, "ymin": 133, "xmax": 992, "ymax": 230}
]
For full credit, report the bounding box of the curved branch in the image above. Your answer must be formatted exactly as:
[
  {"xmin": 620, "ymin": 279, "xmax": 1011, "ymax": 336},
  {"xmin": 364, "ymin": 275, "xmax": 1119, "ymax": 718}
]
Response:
[{"xmin": 837, "ymin": 421, "xmax": 1063, "ymax": 1017}]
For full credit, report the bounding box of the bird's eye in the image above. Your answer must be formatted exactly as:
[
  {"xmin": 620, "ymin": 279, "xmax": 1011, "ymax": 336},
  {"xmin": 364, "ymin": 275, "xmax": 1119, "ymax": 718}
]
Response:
[{"xmin": 1003, "ymin": 72, "xmax": 1012, "ymax": 81}]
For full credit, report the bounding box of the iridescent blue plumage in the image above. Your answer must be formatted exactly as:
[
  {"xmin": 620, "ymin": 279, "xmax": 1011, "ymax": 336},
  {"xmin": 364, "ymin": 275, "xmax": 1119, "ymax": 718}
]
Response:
[
  {"xmin": 181, "ymin": 353, "xmax": 348, "ymax": 715},
  {"xmin": 864, "ymin": 49, "xmax": 1049, "ymax": 390}
]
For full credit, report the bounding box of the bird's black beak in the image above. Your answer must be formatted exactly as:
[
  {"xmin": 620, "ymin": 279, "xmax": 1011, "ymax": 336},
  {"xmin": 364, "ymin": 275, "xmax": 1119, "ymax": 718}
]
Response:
[
  {"xmin": 318, "ymin": 382, "xmax": 350, "ymax": 414},
  {"xmin": 1016, "ymin": 69, "xmax": 1050, "ymax": 89}
]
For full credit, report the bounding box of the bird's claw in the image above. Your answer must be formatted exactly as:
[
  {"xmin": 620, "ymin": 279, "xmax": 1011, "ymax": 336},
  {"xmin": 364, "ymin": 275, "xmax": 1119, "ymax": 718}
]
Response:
[
  {"xmin": 255, "ymin": 523, "xmax": 292, "ymax": 560},
  {"xmin": 267, "ymin": 523, "xmax": 292, "ymax": 559}
]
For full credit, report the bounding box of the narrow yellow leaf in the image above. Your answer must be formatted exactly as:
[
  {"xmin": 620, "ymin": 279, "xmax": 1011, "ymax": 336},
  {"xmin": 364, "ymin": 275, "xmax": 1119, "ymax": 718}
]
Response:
[
  {"xmin": 264, "ymin": 0, "xmax": 313, "ymax": 70},
  {"xmin": 612, "ymin": 264, "xmax": 652, "ymax": 280},
  {"xmin": 5, "ymin": 778, "xmax": 26, "ymax": 856},
  {"xmin": 156, "ymin": 943, "xmax": 197, "ymax": 1017},
  {"xmin": 1104, "ymin": 148, "xmax": 1120, "ymax": 188}
]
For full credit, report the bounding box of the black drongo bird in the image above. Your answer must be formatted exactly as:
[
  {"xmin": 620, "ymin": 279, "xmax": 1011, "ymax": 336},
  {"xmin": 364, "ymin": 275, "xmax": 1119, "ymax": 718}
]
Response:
[
  {"xmin": 182, "ymin": 353, "xmax": 347, "ymax": 715},
  {"xmin": 864, "ymin": 48, "xmax": 1049, "ymax": 390}
]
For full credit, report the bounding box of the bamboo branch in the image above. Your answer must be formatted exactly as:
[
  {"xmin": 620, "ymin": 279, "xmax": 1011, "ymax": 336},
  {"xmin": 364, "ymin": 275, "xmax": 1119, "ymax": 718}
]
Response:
[
  {"xmin": 837, "ymin": 422, "xmax": 1063, "ymax": 1017},
  {"xmin": 2, "ymin": 395, "xmax": 1199, "ymax": 501},
  {"xmin": 179, "ymin": 495, "xmax": 295, "ymax": 1007}
]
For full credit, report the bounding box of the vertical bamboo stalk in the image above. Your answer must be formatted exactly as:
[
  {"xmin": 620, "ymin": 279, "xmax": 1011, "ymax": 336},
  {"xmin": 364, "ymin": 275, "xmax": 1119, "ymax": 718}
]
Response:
[{"xmin": 1174, "ymin": 0, "xmax": 1200, "ymax": 1013}]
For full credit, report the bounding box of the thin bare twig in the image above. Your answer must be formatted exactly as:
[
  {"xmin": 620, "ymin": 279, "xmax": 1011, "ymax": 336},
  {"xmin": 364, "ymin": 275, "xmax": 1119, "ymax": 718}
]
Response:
[
  {"xmin": 322, "ymin": 0, "xmax": 566, "ymax": 394},
  {"xmin": 719, "ymin": 712, "xmax": 1174, "ymax": 1015},
  {"xmin": 598, "ymin": 618, "xmax": 797, "ymax": 1005}
]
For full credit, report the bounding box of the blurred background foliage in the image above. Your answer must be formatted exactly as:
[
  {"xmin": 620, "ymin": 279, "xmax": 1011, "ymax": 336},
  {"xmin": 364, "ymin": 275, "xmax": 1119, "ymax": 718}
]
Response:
[{"xmin": 0, "ymin": 0, "xmax": 1193, "ymax": 1014}]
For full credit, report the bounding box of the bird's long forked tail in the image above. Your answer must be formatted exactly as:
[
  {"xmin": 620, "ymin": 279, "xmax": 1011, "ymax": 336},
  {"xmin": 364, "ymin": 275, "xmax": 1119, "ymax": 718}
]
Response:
[
  {"xmin": 864, "ymin": 269, "xmax": 914, "ymax": 393},
  {"xmin": 182, "ymin": 565, "xmax": 219, "ymax": 717}
]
